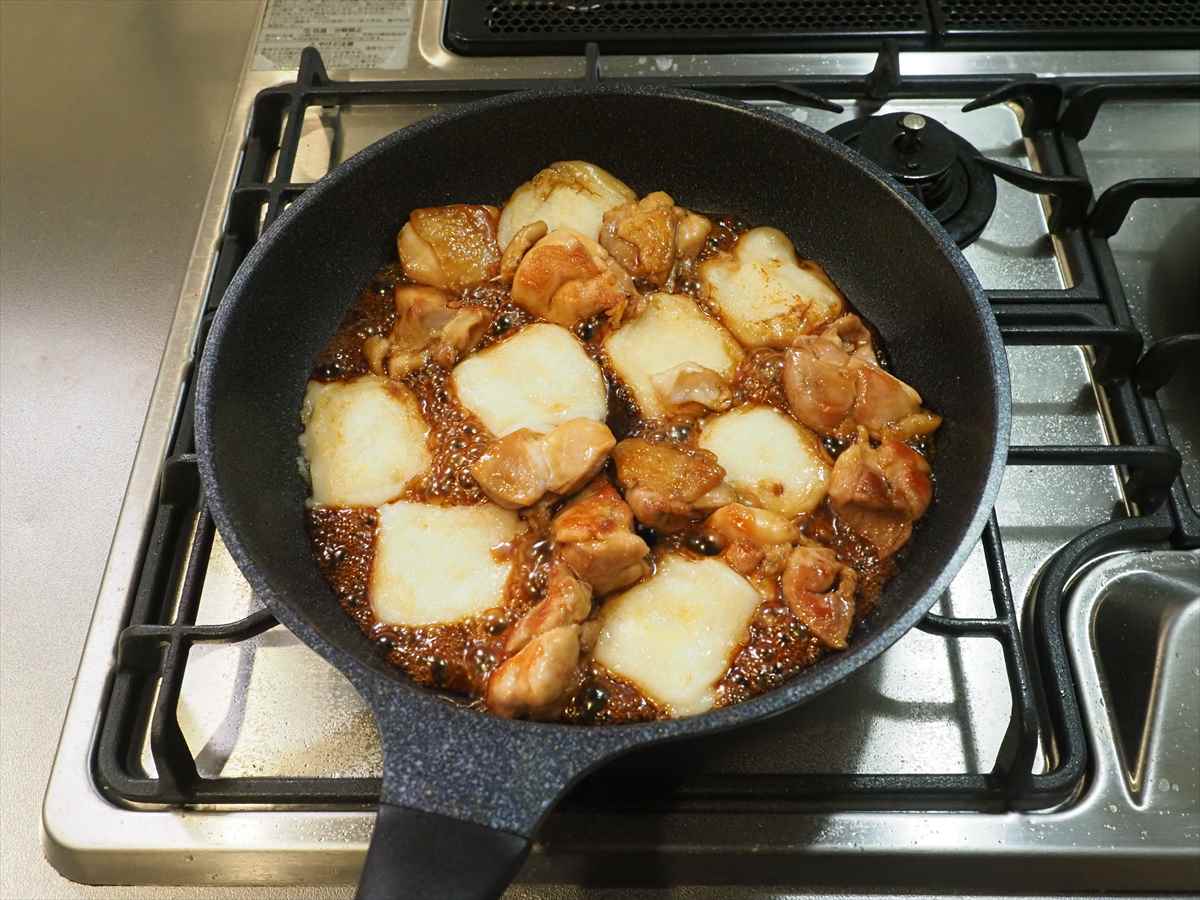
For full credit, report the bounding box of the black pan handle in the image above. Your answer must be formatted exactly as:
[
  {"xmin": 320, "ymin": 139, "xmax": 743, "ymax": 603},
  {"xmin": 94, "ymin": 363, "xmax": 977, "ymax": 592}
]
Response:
[{"xmin": 355, "ymin": 803, "xmax": 531, "ymax": 900}]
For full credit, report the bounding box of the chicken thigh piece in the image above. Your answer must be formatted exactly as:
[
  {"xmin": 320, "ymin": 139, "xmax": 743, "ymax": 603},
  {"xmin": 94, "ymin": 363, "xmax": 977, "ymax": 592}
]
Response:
[
  {"xmin": 599, "ymin": 191, "xmax": 713, "ymax": 287},
  {"xmin": 396, "ymin": 204, "xmax": 502, "ymax": 291},
  {"xmin": 510, "ymin": 228, "xmax": 640, "ymax": 328},
  {"xmin": 551, "ymin": 478, "xmax": 651, "ymax": 595},
  {"xmin": 783, "ymin": 332, "xmax": 941, "ymax": 441},
  {"xmin": 612, "ymin": 438, "xmax": 733, "ymax": 533},
  {"xmin": 703, "ymin": 503, "xmax": 801, "ymax": 577},
  {"xmin": 497, "ymin": 221, "xmax": 549, "ymax": 283},
  {"xmin": 470, "ymin": 418, "xmax": 616, "ymax": 509},
  {"xmin": 363, "ymin": 284, "xmax": 494, "ymax": 378},
  {"xmin": 828, "ymin": 431, "xmax": 934, "ymax": 558},
  {"xmin": 820, "ymin": 313, "xmax": 879, "ymax": 365},
  {"xmin": 505, "ymin": 560, "xmax": 593, "ymax": 654},
  {"xmin": 486, "ymin": 624, "xmax": 582, "ymax": 719},
  {"xmin": 498, "ymin": 160, "xmax": 636, "ymax": 245},
  {"xmin": 698, "ymin": 227, "xmax": 845, "ymax": 348},
  {"xmin": 781, "ymin": 545, "xmax": 859, "ymax": 650}
]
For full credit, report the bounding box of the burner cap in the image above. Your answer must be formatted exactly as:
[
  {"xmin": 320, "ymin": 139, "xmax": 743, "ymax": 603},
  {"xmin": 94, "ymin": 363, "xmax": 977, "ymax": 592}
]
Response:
[{"xmin": 827, "ymin": 112, "xmax": 998, "ymax": 248}]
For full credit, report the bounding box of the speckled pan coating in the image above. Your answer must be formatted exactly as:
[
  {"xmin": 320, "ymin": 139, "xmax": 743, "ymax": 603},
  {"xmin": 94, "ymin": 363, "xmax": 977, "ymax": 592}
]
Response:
[{"xmin": 196, "ymin": 85, "xmax": 1010, "ymax": 838}]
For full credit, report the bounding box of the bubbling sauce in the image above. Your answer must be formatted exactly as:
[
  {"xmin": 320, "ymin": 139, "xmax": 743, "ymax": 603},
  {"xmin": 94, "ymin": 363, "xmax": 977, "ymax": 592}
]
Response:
[{"xmin": 303, "ymin": 211, "xmax": 932, "ymax": 723}]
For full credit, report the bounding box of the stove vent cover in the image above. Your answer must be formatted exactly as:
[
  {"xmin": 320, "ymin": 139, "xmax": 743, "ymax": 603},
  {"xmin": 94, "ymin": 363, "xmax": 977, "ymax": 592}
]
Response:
[
  {"xmin": 933, "ymin": 0, "xmax": 1200, "ymax": 47},
  {"xmin": 444, "ymin": 0, "xmax": 932, "ymax": 56},
  {"xmin": 445, "ymin": 0, "xmax": 1200, "ymax": 54}
]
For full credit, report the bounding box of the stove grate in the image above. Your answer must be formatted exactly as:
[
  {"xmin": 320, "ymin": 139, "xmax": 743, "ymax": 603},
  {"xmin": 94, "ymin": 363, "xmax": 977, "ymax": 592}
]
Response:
[{"xmin": 94, "ymin": 47, "xmax": 1198, "ymax": 814}]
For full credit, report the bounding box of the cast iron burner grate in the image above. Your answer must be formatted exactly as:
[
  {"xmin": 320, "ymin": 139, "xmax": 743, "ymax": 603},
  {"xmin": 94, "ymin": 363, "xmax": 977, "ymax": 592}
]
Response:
[
  {"xmin": 94, "ymin": 48, "xmax": 1200, "ymax": 819},
  {"xmin": 828, "ymin": 111, "xmax": 997, "ymax": 247}
]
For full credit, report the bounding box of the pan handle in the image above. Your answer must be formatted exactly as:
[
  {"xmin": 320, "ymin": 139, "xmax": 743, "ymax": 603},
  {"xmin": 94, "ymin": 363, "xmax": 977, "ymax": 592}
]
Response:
[{"xmin": 355, "ymin": 803, "xmax": 530, "ymax": 900}]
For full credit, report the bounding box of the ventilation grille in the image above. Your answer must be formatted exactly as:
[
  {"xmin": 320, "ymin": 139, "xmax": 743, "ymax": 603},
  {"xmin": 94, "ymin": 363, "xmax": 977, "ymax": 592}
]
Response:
[
  {"xmin": 445, "ymin": 0, "xmax": 1200, "ymax": 54},
  {"xmin": 445, "ymin": 1, "xmax": 932, "ymax": 56},
  {"xmin": 932, "ymin": 0, "xmax": 1200, "ymax": 46},
  {"xmin": 938, "ymin": 0, "xmax": 1199, "ymax": 30}
]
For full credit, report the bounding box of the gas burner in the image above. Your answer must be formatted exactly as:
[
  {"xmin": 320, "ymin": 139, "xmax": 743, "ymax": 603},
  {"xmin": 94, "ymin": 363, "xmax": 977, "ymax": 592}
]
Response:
[{"xmin": 828, "ymin": 112, "xmax": 998, "ymax": 248}]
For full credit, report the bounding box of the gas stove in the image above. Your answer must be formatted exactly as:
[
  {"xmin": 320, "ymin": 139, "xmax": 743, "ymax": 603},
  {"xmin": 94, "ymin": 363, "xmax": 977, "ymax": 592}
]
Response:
[{"xmin": 44, "ymin": 3, "xmax": 1199, "ymax": 893}]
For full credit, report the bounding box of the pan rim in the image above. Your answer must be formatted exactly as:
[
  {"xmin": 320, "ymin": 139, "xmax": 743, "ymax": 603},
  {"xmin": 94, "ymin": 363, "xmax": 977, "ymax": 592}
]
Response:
[{"xmin": 196, "ymin": 83, "xmax": 1010, "ymax": 748}]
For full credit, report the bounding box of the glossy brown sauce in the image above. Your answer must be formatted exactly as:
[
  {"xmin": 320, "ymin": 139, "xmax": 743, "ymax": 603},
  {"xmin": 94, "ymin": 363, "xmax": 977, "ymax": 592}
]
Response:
[
  {"xmin": 312, "ymin": 265, "xmax": 401, "ymax": 382},
  {"xmin": 304, "ymin": 211, "xmax": 932, "ymax": 724},
  {"xmin": 399, "ymin": 362, "xmax": 494, "ymax": 506}
]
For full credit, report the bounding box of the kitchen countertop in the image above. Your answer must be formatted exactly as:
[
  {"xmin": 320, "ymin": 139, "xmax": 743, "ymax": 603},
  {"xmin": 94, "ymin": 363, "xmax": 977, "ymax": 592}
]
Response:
[{"xmin": 0, "ymin": 2, "xmax": 347, "ymax": 897}]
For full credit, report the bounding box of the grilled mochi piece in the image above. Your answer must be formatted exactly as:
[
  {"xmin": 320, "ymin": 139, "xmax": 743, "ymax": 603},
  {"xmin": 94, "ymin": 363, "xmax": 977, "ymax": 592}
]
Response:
[
  {"xmin": 593, "ymin": 554, "xmax": 760, "ymax": 716},
  {"xmin": 698, "ymin": 405, "xmax": 830, "ymax": 516},
  {"xmin": 498, "ymin": 160, "xmax": 636, "ymax": 246},
  {"xmin": 371, "ymin": 500, "xmax": 521, "ymax": 626},
  {"xmin": 299, "ymin": 376, "xmax": 431, "ymax": 506},
  {"xmin": 451, "ymin": 323, "xmax": 607, "ymax": 437},
  {"xmin": 603, "ymin": 292, "xmax": 743, "ymax": 419},
  {"xmin": 698, "ymin": 226, "xmax": 845, "ymax": 348}
]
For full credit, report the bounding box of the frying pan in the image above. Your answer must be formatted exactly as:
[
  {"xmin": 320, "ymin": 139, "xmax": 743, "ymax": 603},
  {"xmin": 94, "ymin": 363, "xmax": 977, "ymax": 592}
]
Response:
[{"xmin": 196, "ymin": 86, "xmax": 1009, "ymax": 899}]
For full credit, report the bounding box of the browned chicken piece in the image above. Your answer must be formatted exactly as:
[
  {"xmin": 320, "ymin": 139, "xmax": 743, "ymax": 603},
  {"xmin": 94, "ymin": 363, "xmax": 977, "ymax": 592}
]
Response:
[
  {"xmin": 819, "ymin": 313, "xmax": 879, "ymax": 365},
  {"xmin": 431, "ymin": 307, "xmax": 493, "ymax": 368},
  {"xmin": 781, "ymin": 545, "xmax": 859, "ymax": 650},
  {"xmin": 578, "ymin": 619, "xmax": 603, "ymax": 653},
  {"xmin": 470, "ymin": 429, "xmax": 551, "ymax": 509},
  {"xmin": 781, "ymin": 337, "xmax": 857, "ymax": 434},
  {"xmin": 486, "ymin": 624, "xmax": 582, "ymax": 719},
  {"xmin": 497, "ymin": 220, "xmax": 549, "ymax": 282},
  {"xmin": 600, "ymin": 191, "xmax": 713, "ymax": 287},
  {"xmin": 852, "ymin": 364, "xmax": 942, "ymax": 439},
  {"xmin": 828, "ymin": 430, "xmax": 934, "ymax": 558},
  {"xmin": 471, "ymin": 419, "xmax": 616, "ymax": 509},
  {"xmin": 599, "ymin": 192, "xmax": 677, "ymax": 286},
  {"xmin": 783, "ymin": 334, "xmax": 941, "ymax": 441},
  {"xmin": 542, "ymin": 418, "xmax": 617, "ymax": 496},
  {"xmin": 510, "ymin": 228, "xmax": 640, "ymax": 328},
  {"xmin": 675, "ymin": 209, "xmax": 713, "ymax": 259},
  {"xmin": 649, "ymin": 362, "xmax": 733, "ymax": 415},
  {"xmin": 552, "ymin": 478, "xmax": 651, "ymax": 595},
  {"xmin": 704, "ymin": 503, "xmax": 800, "ymax": 576},
  {"xmin": 612, "ymin": 437, "xmax": 729, "ymax": 533},
  {"xmin": 505, "ymin": 560, "xmax": 593, "ymax": 654},
  {"xmin": 362, "ymin": 333, "xmax": 390, "ymax": 375},
  {"xmin": 722, "ymin": 541, "xmax": 766, "ymax": 576},
  {"xmin": 365, "ymin": 284, "xmax": 494, "ymax": 377},
  {"xmin": 397, "ymin": 204, "xmax": 502, "ymax": 291},
  {"xmin": 705, "ymin": 503, "xmax": 800, "ymax": 547}
]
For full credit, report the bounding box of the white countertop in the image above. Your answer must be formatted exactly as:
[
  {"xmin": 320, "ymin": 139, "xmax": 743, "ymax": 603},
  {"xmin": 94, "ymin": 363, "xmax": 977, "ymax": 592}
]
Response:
[{"xmin": 0, "ymin": 2, "xmax": 344, "ymax": 897}]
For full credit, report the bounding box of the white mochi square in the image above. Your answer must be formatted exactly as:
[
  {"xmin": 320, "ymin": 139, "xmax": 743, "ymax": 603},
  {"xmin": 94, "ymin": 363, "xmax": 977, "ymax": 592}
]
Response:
[
  {"xmin": 698, "ymin": 405, "xmax": 830, "ymax": 516},
  {"xmin": 299, "ymin": 376, "xmax": 431, "ymax": 507},
  {"xmin": 451, "ymin": 323, "xmax": 607, "ymax": 437},
  {"xmin": 370, "ymin": 501, "xmax": 522, "ymax": 626},
  {"xmin": 603, "ymin": 292, "xmax": 744, "ymax": 419},
  {"xmin": 593, "ymin": 555, "xmax": 760, "ymax": 716},
  {"xmin": 698, "ymin": 226, "xmax": 844, "ymax": 348}
]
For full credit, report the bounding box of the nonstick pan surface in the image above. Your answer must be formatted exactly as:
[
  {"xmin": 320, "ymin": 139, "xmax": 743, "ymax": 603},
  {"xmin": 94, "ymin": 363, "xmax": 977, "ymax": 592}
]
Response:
[{"xmin": 196, "ymin": 85, "xmax": 1009, "ymax": 899}]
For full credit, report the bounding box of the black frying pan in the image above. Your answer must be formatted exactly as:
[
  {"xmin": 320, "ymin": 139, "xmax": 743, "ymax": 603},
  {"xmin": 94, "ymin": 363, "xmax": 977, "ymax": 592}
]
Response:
[{"xmin": 196, "ymin": 86, "xmax": 1009, "ymax": 899}]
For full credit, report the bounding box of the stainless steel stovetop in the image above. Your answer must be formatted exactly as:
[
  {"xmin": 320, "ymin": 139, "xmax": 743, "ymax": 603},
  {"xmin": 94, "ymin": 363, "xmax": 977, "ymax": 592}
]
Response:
[{"xmin": 43, "ymin": 3, "xmax": 1200, "ymax": 894}]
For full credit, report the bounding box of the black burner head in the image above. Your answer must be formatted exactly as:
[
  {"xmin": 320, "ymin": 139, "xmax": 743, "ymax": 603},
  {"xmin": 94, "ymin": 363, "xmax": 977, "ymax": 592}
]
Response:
[{"xmin": 828, "ymin": 112, "xmax": 998, "ymax": 248}]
